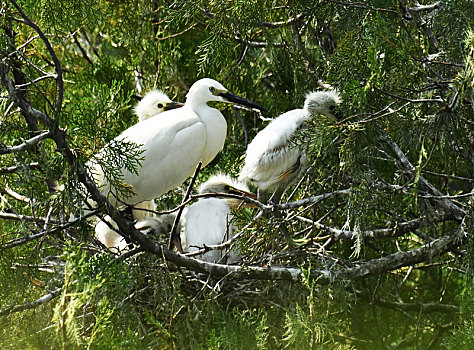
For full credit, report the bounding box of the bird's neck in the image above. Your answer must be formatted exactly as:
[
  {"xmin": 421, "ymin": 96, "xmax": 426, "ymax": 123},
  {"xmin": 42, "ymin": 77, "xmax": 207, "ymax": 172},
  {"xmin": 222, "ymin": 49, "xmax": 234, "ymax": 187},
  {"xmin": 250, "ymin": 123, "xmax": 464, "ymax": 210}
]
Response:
[{"xmin": 192, "ymin": 104, "xmax": 227, "ymax": 166}]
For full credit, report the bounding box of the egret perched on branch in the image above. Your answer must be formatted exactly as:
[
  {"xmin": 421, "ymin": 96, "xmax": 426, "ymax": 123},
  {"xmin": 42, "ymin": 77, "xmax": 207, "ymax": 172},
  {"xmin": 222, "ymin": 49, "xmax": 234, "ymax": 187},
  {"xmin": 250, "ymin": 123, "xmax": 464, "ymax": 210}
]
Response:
[
  {"xmin": 181, "ymin": 174, "xmax": 256, "ymax": 263},
  {"xmin": 131, "ymin": 89, "xmax": 183, "ymax": 219},
  {"xmin": 94, "ymin": 89, "xmax": 182, "ymax": 250},
  {"xmin": 90, "ymin": 78, "xmax": 266, "ymax": 210},
  {"xmin": 238, "ymin": 89, "xmax": 341, "ymax": 204},
  {"xmin": 134, "ymin": 174, "xmax": 256, "ymax": 263}
]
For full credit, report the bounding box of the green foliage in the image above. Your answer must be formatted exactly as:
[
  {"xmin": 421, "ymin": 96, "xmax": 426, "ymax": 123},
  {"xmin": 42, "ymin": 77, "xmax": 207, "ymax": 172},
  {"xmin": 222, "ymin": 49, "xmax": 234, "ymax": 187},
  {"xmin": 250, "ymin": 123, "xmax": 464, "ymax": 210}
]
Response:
[
  {"xmin": 1, "ymin": 0, "xmax": 473, "ymax": 349},
  {"xmin": 442, "ymin": 282, "xmax": 474, "ymax": 350}
]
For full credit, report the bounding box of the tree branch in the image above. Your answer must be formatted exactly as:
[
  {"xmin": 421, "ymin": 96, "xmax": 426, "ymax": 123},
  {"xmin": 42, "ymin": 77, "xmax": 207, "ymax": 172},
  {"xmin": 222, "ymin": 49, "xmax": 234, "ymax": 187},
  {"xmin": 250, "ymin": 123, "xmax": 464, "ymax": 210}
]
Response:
[
  {"xmin": 373, "ymin": 298, "xmax": 459, "ymax": 314},
  {"xmin": 379, "ymin": 130, "xmax": 466, "ymax": 219},
  {"xmin": 0, "ymin": 162, "xmax": 40, "ymax": 174},
  {"xmin": 0, "ymin": 288, "xmax": 62, "ymax": 316},
  {"xmin": 1, "ymin": 210, "xmax": 100, "ymax": 249},
  {"xmin": 9, "ymin": 0, "xmax": 64, "ymax": 117},
  {"xmin": 406, "ymin": 2, "xmax": 442, "ymax": 13},
  {"xmin": 0, "ymin": 131, "xmax": 52, "ymax": 154}
]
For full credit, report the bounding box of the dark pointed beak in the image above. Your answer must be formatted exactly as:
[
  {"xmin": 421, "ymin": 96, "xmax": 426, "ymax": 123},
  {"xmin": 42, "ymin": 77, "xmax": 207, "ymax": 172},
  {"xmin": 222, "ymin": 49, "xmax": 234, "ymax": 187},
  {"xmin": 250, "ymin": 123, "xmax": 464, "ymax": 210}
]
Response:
[
  {"xmin": 228, "ymin": 187, "xmax": 258, "ymax": 200},
  {"xmin": 219, "ymin": 91, "xmax": 267, "ymax": 112},
  {"xmin": 228, "ymin": 187, "xmax": 259, "ymax": 208},
  {"xmin": 163, "ymin": 102, "xmax": 184, "ymax": 111},
  {"xmin": 328, "ymin": 106, "xmax": 342, "ymax": 122}
]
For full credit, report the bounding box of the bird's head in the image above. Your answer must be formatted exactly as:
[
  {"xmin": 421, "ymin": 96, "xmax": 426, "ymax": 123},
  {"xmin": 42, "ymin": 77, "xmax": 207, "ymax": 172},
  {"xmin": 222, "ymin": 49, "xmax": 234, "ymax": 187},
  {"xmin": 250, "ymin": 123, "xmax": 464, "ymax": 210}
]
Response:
[
  {"xmin": 304, "ymin": 90, "xmax": 342, "ymax": 121},
  {"xmin": 198, "ymin": 174, "xmax": 258, "ymax": 209},
  {"xmin": 186, "ymin": 78, "xmax": 267, "ymax": 112},
  {"xmin": 134, "ymin": 90, "xmax": 183, "ymax": 122}
]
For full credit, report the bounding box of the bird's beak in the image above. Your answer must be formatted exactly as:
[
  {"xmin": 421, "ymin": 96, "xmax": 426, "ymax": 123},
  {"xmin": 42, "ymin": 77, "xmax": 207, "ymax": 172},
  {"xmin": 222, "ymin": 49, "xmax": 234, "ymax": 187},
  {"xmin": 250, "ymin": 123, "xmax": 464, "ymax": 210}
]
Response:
[
  {"xmin": 227, "ymin": 187, "xmax": 259, "ymax": 208},
  {"xmin": 219, "ymin": 91, "xmax": 267, "ymax": 112},
  {"xmin": 328, "ymin": 106, "xmax": 342, "ymax": 122},
  {"xmin": 163, "ymin": 101, "xmax": 184, "ymax": 111}
]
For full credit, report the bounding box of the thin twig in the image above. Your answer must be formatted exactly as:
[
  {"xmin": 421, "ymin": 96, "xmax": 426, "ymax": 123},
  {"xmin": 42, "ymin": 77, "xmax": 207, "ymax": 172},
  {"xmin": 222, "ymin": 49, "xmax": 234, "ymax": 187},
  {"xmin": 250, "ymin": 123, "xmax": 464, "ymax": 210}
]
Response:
[
  {"xmin": 9, "ymin": 0, "xmax": 64, "ymax": 117},
  {"xmin": 0, "ymin": 288, "xmax": 62, "ymax": 316},
  {"xmin": 0, "ymin": 131, "xmax": 52, "ymax": 154},
  {"xmin": 168, "ymin": 162, "xmax": 202, "ymax": 251}
]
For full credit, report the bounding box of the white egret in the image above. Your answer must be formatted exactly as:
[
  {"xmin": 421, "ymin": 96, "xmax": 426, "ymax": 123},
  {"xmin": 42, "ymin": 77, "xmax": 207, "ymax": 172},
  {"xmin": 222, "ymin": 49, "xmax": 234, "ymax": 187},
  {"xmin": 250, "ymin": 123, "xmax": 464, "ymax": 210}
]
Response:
[
  {"xmin": 134, "ymin": 174, "xmax": 256, "ymax": 263},
  {"xmin": 181, "ymin": 174, "xmax": 256, "ymax": 263},
  {"xmin": 238, "ymin": 90, "xmax": 341, "ymax": 204},
  {"xmin": 131, "ymin": 89, "xmax": 183, "ymax": 220},
  {"xmin": 94, "ymin": 89, "xmax": 182, "ymax": 249},
  {"xmin": 90, "ymin": 78, "xmax": 266, "ymax": 210}
]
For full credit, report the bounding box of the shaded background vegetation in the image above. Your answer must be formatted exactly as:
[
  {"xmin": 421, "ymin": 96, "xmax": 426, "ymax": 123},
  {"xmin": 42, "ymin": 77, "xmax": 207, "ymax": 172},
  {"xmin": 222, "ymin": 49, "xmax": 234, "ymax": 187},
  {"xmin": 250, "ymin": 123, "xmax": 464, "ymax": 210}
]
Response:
[{"xmin": 0, "ymin": 0, "xmax": 473, "ymax": 349}]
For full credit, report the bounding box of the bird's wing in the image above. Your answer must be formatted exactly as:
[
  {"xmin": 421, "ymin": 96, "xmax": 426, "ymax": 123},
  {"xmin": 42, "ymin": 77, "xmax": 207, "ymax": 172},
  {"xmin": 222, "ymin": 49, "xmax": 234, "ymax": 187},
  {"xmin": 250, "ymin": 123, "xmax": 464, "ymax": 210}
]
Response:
[
  {"xmin": 239, "ymin": 109, "xmax": 307, "ymax": 189},
  {"xmin": 96, "ymin": 107, "xmax": 206, "ymax": 204},
  {"xmin": 184, "ymin": 199, "xmax": 230, "ymax": 249}
]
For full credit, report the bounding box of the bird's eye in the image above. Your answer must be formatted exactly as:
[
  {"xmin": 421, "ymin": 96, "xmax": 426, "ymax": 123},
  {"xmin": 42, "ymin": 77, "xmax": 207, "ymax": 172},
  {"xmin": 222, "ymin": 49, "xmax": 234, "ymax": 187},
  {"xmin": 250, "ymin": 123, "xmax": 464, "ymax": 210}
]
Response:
[
  {"xmin": 224, "ymin": 185, "xmax": 230, "ymax": 192},
  {"xmin": 209, "ymin": 86, "xmax": 216, "ymax": 94},
  {"xmin": 157, "ymin": 103, "xmax": 164, "ymax": 109}
]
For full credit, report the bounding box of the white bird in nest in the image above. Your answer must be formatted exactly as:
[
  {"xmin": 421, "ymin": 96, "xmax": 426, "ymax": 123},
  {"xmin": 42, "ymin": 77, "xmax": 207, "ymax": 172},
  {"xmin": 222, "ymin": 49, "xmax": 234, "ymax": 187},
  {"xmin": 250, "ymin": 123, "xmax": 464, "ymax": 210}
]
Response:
[
  {"xmin": 135, "ymin": 174, "xmax": 257, "ymax": 263},
  {"xmin": 182, "ymin": 174, "xmax": 256, "ymax": 263},
  {"xmin": 95, "ymin": 89, "xmax": 183, "ymax": 252},
  {"xmin": 134, "ymin": 89, "xmax": 183, "ymax": 123},
  {"xmin": 238, "ymin": 89, "xmax": 341, "ymax": 205}
]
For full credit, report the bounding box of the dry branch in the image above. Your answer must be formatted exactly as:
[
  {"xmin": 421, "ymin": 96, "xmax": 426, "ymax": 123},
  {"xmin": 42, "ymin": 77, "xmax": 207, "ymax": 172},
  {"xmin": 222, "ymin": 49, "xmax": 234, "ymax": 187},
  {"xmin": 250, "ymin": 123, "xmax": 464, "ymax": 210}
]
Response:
[
  {"xmin": 0, "ymin": 131, "xmax": 52, "ymax": 154},
  {"xmin": 0, "ymin": 288, "xmax": 62, "ymax": 316}
]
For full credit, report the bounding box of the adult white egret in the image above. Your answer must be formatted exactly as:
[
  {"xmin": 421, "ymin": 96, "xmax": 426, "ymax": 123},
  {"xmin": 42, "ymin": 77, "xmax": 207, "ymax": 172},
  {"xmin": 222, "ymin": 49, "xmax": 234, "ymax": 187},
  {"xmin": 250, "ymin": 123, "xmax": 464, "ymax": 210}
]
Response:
[
  {"xmin": 94, "ymin": 89, "xmax": 182, "ymax": 249},
  {"xmin": 131, "ymin": 89, "xmax": 183, "ymax": 220},
  {"xmin": 238, "ymin": 90, "xmax": 341, "ymax": 204},
  {"xmin": 90, "ymin": 78, "xmax": 266, "ymax": 210}
]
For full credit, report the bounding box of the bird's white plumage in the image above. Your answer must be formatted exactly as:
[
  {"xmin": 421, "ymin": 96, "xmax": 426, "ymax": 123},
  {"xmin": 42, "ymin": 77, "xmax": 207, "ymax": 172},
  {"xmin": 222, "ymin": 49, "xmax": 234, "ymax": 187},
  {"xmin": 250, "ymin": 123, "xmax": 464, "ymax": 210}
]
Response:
[
  {"xmin": 93, "ymin": 79, "xmax": 264, "ymax": 253},
  {"xmin": 239, "ymin": 90, "xmax": 341, "ymax": 193},
  {"xmin": 89, "ymin": 78, "xmax": 233, "ymax": 208},
  {"xmin": 181, "ymin": 174, "xmax": 250, "ymax": 263},
  {"xmin": 96, "ymin": 213, "xmax": 178, "ymax": 253},
  {"xmin": 94, "ymin": 89, "xmax": 176, "ymax": 250},
  {"xmin": 134, "ymin": 213, "xmax": 178, "ymax": 236},
  {"xmin": 239, "ymin": 109, "xmax": 308, "ymax": 191},
  {"xmin": 183, "ymin": 198, "xmax": 232, "ymax": 262},
  {"xmin": 95, "ymin": 216, "xmax": 128, "ymax": 253}
]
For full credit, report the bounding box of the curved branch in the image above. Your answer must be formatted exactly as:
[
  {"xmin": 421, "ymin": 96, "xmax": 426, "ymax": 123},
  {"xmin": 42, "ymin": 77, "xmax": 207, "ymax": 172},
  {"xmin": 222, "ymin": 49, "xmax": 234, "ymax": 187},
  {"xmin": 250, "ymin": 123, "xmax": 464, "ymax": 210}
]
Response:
[
  {"xmin": 9, "ymin": 0, "xmax": 63, "ymax": 117},
  {"xmin": 154, "ymin": 219, "xmax": 466, "ymax": 283},
  {"xmin": 0, "ymin": 131, "xmax": 52, "ymax": 154},
  {"xmin": 0, "ymin": 288, "xmax": 62, "ymax": 316}
]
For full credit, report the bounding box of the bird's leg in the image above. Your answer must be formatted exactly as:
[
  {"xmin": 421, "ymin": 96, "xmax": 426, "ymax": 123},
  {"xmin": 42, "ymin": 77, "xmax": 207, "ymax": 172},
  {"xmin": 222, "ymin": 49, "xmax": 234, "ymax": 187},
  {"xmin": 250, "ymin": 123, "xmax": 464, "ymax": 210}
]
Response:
[
  {"xmin": 269, "ymin": 187, "xmax": 296, "ymax": 247},
  {"xmin": 254, "ymin": 188, "xmax": 270, "ymax": 219}
]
